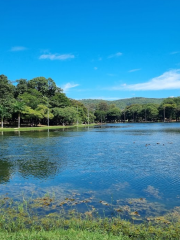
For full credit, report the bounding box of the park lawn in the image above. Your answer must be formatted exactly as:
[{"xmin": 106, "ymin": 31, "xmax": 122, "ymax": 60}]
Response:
[{"xmin": 0, "ymin": 124, "xmax": 96, "ymax": 132}]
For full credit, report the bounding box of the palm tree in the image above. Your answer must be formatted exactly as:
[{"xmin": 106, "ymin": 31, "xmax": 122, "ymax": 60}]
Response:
[{"xmin": 13, "ymin": 101, "xmax": 25, "ymax": 128}]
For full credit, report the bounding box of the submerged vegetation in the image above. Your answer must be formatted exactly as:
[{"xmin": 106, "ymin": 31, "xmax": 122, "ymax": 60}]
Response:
[
  {"xmin": 1, "ymin": 74, "xmax": 180, "ymax": 129},
  {"xmin": 1, "ymin": 193, "xmax": 180, "ymax": 239}
]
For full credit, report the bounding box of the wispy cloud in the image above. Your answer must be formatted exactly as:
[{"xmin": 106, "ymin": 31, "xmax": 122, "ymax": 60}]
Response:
[
  {"xmin": 128, "ymin": 68, "xmax": 141, "ymax": 72},
  {"xmin": 10, "ymin": 46, "xmax": 27, "ymax": 51},
  {"xmin": 62, "ymin": 83, "xmax": 79, "ymax": 92},
  {"xmin": 94, "ymin": 67, "xmax": 98, "ymax": 70},
  {"xmin": 170, "ymin": 51, "xmax": 179, "ymax": 55},
  {"xmin": 108, "ymin": 52, "xmax": 122, "ymax": 58},
  {"xmin": 39, "ymin": 53, "xmax": 75, "ymax": 60},
  {"xmin": 111, "ymin": 69, "xmax": 180, "ymax": 91}
]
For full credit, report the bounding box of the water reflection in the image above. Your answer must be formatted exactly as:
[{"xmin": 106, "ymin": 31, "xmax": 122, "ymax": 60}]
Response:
[
  {"xmin": 0, "ymin": 160, "xmax": 12, "ymax": 183},
  {"xmin": 0, "ymin": 123, "xmax": 180, "ymax": 220}
]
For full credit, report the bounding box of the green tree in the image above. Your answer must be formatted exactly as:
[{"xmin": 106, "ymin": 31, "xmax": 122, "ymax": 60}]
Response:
[
  {"xmin": 35, "ymin": 104, "xmax": 54, "ymax": 125},
  {"xmin": 159, "ymin": 98, "xmax": 176, "ymax": 121},
  {"xmin": 125, "ymin": 104, "xmax": 142, "ymax": 122},
  {"xmin": 0, "ymin": 75, "xmax": 14, "ymax": 105},
  {"xmin": 50, "ymin": 92, "xmax": 70, "ymax": 108},
  {"xmin": 0, "ymin": 105, "xmax": 11, "ymax": 128},
  {"xmin": 97, "ymin": 101, "xmax": 109, "ymax": 111},
  {"xmin": 13, "ymin": 101, "xmax": 26, "ymax": 128},
  {"xmin": 70, "ymin": 99, "xmax": 88, "ymax": 123},
  {"xmin": 19, "ymin": 89, "xmax": 43, "ymax": 109},
  {"xmin": 15, "ymin": 79, "xmax": 28, "ymax": 98},
  {"xmin": 94, "ymin": 110, "xmax": 107, "ymax": 123},
  {"xmin": 106, "ymin": 107, "xmax": 121, "ymax": 122},
  {"xmin": 27, "ymin": 77, "xmax": 57, "ymax": 97},
  {"xmin": 173, "ymin": 97, "xmax": 180, "ymax": 121},
  {"xmin": 53, "ymin": 107, "xmax": 77, "ymax": 125},
  {"xmin": 141, "ymin": 104, "xmax": 159, "ymax": 121}
]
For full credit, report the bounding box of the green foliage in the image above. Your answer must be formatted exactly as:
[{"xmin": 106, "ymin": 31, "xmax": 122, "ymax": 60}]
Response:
[
  {"xmin": 141, "ymin": 104, "xmax": 159, "ymax": 121},
  {"xmin": 53, "ymin": 107, "xmax": 77, "ymax": 125},
  {"xmin": 1, "ymin": 74, "xmax": 180, "ymax": 125},
  {"xmin": 106, "ymin": 107, "xmax": 121, "ymax": 122},
  {"xmin": 35, "ymin": 104, "xmax": 54, "ymax": 120},
  {"xmin": 27, "ymin": 77, "xmax": 58, "ymax": 97},
  {"xmin": 0, "ymin": 75, "xmax": 15, "ymax": 105},
  {"xmin": 19, "ymin": 89, "xmax": 43, "ymax": 109},
  {"xmin": 80, "ymin": 97, "xmax": 164, "ymax": 110},
  {"xmin": 50, "ymin": 92, "xmax": 70, "ymax": 108},
  {"xmin": 15, "ymin": 79, "xmax": 28, "ymax": 98},
  {"xmin": 0, "ymin": 75, "xmax": 89, "ymax": 126},
  {"xmin": 0, "ymin": 105, "xmax": 12, "ymax": 128},
  {"xmin": 13, "ymin": 101, "xmax": 26, "ymax": 128},
  {"xmin": 159, "ymin": 98, "xmax": 177, "ymax": 120},
  {"xmin": 124, "ymin": 104, "xmax": 142, "ymax": 122}
]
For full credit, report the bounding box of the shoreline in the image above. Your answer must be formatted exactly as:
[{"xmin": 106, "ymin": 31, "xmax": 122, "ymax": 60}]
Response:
[{"xmin": 0, "ymin": 123, "xmax": 96, "ymax": 132}]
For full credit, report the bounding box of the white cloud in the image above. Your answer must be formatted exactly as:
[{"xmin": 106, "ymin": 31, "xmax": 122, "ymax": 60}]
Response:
[
  {"xmin": 108, "ymin": 52, "xmax": 122, "ymax": 58},
  {"xmin": 62, "ymin": 83, "xmax": 79, "ymax": 92},
  {"xmin": 10, "ymin": 46, "xmax": 27, "ymax": 51},
  {"xmin": 94, "ymin": 67, "xmax": 98, "ymax": 70},
  {"xmin": 39, "ymin": 53, "xmax": 75, "ymax": 60},
  {"xmin": 111, "ymin": 69, "xmax": 180, "ymax": 91},
  {"xmin": 129, "ymin": 68, "xmax": 141, "ymax": 72}
]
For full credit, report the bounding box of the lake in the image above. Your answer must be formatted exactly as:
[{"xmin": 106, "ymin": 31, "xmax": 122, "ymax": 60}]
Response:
[{"xmin": 0, "ymin": 123, "xmax": 180, "ymax": 221}]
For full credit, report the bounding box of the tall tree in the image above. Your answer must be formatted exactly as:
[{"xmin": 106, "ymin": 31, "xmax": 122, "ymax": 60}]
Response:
[
  {"xmin": 0, "ymin": 75, "xmax": 14, "ymax": 104},
  {"xmin": 13, "ymin": 101, "xmax": 26, "ymax": 128},
  {"xmin": 15, "ymin": 79, "xmax": 28, "ymax": 98},
  {"xmin": 106, "ymin": 107, "xmax": 121, "ymax": 122},
  {"xmin": 159, "ymin": 98, "xmax": 176, "ymax": 121},
  {"xmin": 27, "ymin": 77, "xmax": 57, "ymax": 97},
  {"xmin": 0, "ymin": 105, "xmax": 10, "ymax": 128}
]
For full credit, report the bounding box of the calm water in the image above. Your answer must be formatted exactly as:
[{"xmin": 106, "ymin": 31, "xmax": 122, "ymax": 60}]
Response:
[{"xmin": 0, "ymin": 123, "xmax": 180, "ymax": 220}]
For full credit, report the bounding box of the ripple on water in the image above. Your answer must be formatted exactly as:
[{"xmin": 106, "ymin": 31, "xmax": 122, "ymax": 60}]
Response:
[{"xmin": 0, "ymin": 123, "xmax": 180, "ymax": 220}]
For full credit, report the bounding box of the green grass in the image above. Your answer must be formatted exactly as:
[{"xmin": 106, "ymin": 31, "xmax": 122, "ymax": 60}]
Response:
[
  {"xmin": 0, "ymin": 124, "xmax": 96, "ymax": 132},
  {"xmin": 1, "ymin": 206, "xmax": 180, "ymax": 240},
  {"xmin": 1, "ymin": 195, "xmax": 180, "ymax": 239},
  {"xmin": 0, "ymin": 229, "xmax": 129, "ymax": 240}
]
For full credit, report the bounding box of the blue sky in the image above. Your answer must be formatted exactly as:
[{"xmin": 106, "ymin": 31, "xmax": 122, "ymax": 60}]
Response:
[{"xmin": 1, "ymin": 0, "xmax": 180, "ymax": 100}]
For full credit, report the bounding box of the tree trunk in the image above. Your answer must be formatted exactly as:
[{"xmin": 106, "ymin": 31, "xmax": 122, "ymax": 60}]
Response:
[
  {"xmin": 18, "ymin": 113, "xmax": 20, "ymax": 128},
  {"xmin": 1, "ymin": 117, "xmax": 3, "ymax": 128}
]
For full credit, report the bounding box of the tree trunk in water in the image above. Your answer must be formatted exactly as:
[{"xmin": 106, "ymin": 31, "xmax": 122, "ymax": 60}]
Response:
[
  {"xmin": 1, "ymin": 117, "xmax": 3, "ymax": 128},
  {"xmin": 18, "ymin": 113, "xmax": 20, "ymax": 128}
]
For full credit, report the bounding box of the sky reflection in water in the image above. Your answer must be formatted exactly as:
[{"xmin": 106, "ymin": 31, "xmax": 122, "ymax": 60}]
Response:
[{"xmin": 0, "ymin": 123, "xmax": 180, "ymax": 220}]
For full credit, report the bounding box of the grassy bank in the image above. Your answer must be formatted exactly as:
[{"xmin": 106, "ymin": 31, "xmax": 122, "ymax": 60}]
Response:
[
  {"xmin": 1, "ymin": 212, "xmax": 180, "ymax": 239},
  {"xmin": 0, "ymin": 124, "xmax": 96, "ymax": 132},
  {"xmin": 0, "ymin": 229, "xmax": 129, "ymax": 240},
  {"xmin": 1, "ymin": 195, "xmax": 180, "ymax": 240}
]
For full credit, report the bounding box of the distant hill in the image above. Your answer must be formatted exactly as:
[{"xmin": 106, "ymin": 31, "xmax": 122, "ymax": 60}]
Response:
[{"xmin": 80, "ymin": 97, "xmax": 164, "ymax": 110}]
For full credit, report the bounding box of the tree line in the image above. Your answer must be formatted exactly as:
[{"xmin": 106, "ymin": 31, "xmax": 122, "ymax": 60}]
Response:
[
  {"xmin": 0, "ymin": 74, "xmax": 89, "ymax": 128},
  {"xmin": 85, "ymin": 98, "xmax": 180, "ymax": 123},
  {"xmin": 0, "ymin": 74, "xmax": 180, "ymax": 128}
]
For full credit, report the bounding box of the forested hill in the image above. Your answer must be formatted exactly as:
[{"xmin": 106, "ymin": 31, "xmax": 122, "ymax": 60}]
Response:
[{"xmin": 80, "ymin": 97, "xmax": 164, "ymax": 110}]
